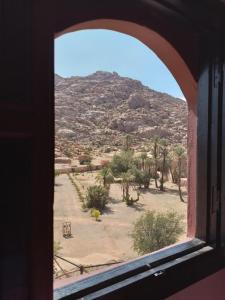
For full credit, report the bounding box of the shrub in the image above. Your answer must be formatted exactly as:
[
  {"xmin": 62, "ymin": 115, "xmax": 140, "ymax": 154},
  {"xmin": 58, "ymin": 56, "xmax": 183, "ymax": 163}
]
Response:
[
  {"xmin": 85, "ymin": 185, "xmax": 108, "ymax": 210},
  {"xmin": 90, "ymin": 208, "xmax": 101, "ymax": 221},
  {"xmin": 132, "ymin": 168, "xmax": 151, "ymax": 188},
  {"xmin": 54, "ymin": 241, "xmax": 62, "ymax": 256},
  {"xmin": 54, "ymin": 169, "xmax": 60, "ymax": 177},
  {"xmin": 96, "ymin": 167, "xmax": 114, "ymax": 189},
  {"xmin": 78, "ymin": 154, "xmax": 92, "ymax": 165},
  {"xmin": 142, "ymin": 171, "xmax": 151, "ymax": 188},
  {"xmin": 131, "ymin": 210, "xmax": 184, "ymax": 254},
  {"xmin": 68, "ymin": 173, "xmax": 84, "ymax": 203}
]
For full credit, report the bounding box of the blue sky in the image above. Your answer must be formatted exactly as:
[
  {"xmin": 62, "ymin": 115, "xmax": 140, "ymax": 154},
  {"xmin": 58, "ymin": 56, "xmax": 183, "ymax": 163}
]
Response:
[{"xmin": 55, "ymin": 29, "xmax": 185, "ymax": 100}]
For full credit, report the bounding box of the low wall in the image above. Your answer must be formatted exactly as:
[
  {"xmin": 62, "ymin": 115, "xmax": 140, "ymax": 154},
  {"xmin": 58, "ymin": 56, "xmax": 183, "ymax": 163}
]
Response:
[{"xmin": 55, "ymin": 164, "xmax": 102, "ymax": 174}]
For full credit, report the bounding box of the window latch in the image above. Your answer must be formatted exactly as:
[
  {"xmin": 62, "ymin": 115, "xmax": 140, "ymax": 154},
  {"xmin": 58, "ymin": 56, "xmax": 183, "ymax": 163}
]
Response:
[{"xmin": 153, "ymin": 270, "xmax": 166, "ymax": 277}]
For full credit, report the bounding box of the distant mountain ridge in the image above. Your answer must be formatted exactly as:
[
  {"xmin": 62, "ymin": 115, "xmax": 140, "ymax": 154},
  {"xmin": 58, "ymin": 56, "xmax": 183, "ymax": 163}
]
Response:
[{"xmin": 55, "ymin": 71, "xmax": 187, "ymax": 150}]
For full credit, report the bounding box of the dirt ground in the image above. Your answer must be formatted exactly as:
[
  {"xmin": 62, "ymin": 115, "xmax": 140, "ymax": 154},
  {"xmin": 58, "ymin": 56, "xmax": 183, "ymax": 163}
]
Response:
[{"xmin": 54, "ymin": 171, "xmax": 187, "ymax": 272}]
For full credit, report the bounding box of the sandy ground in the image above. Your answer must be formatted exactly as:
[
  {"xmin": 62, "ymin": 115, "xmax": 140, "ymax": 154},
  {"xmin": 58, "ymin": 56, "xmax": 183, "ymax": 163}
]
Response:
[{"xmin": 54, "ymin": 172, "xmax": 187, "ymax": 271}]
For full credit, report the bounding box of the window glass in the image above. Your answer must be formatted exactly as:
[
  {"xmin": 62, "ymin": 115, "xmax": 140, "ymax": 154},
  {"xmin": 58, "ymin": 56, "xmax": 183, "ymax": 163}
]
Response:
[{"xmin": 54, "ymin": 29, "xmax": 188, "ymax": 281}]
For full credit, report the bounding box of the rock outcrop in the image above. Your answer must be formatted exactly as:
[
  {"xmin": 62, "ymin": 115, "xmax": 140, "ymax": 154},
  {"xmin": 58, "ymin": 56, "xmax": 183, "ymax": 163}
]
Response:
[{"xmin": 55, "ymin": 71, "xmax": 187, "ymax": 151}]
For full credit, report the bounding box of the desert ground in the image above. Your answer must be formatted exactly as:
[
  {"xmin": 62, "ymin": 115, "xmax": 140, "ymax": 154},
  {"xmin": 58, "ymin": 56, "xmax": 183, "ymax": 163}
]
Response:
[{"xmin": 54, "ymin": 171, "xmax": 187, "ymax": 277}]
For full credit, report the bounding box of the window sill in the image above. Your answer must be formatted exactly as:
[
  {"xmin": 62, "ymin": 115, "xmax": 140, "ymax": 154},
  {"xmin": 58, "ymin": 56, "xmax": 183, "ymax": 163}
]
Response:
[{"xmin": 54, "ymin": 238, "xmax": 225, "ymax": 300}]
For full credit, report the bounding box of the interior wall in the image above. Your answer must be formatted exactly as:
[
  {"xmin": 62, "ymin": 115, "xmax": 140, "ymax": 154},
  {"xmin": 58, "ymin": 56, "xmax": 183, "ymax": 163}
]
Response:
[
  {"xmin": 0, "ymin": 0, "xmax": 54, "ymax": 299},
  {"xmin": 167, "ymin": 268, "xmax": 225, "ymax": 300},
  {"xmin": 1, "ymin": 1, "xmax": 223, "ymax": 299}
]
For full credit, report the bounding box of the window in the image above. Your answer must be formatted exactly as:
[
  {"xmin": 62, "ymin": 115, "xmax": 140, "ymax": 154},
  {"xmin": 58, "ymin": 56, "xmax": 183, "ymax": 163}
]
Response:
[
  {"xmin": 52, "ymin": 6, "xmax": 225, "ymax": 300},
  {"xmin": 54, "ymin": 29, "xmax": 190, "ymax": 284}
]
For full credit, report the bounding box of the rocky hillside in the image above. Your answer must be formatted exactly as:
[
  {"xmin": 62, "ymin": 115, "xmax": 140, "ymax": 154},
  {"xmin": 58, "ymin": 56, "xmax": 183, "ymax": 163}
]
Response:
[{"xmin": 55, "ymin": 71, "xmax": 187, "ymax": 151}]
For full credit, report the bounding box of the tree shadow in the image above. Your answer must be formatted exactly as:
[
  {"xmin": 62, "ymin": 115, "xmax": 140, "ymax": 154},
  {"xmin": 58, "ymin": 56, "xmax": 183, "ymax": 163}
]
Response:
[
  {"xmin": 164, "ymin": 187, "xmax": 188, "ymax": 197},
  {"xmin": 108, "ymin": 196, "xmax": 121, "ymax": 204},
  {"xmin": 127, "ymin": 202, "xmax": 146, "ymax": 212},
  {"xmin": 140, "ymin": 188, "xmax": 164, "ymax": 195},
  {"xmin": 102, "ymin": 206, "xmax": 115, "ymax": 215},
  {"xmin": 138, "ymin": 186, "xmax": 187, "ymax": 198},
  {"xmin": 54, "ymin": 183, "xmax": 63, "ymax": 187}
]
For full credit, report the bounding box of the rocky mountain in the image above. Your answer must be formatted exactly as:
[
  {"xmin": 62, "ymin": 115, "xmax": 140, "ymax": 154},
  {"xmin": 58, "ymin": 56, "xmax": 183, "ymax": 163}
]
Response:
[{"xmin": 55, "ymin": 71, "xmax": 187, "ymax": 152}]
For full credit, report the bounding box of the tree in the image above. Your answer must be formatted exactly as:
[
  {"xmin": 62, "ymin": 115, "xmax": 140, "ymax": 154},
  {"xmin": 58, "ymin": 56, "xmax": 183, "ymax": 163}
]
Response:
[
  {"xmin": 127, "ymin": 190, "xmax": 141, "ymax": 206},
  {"xmin": 110, "ymin": 150, "xmax": 134, "ymax": 177},
  {"xmin": 151, "ymin": 137, "xmax": 160, "ymax": 188},
  {"xmin": 158, "ymin": 139, "xmax": 169, "ymax": 191},
  {"xmin": 85, "ymin": 185, "xmax": 108, "ymax": 210},
  {"xmin": 168, "ymin": 153, "xmax": 179, "ymax": 184},
  {"xmin": 132, "ymin": 167, "xmax": 151, "ymax": 189},
  {"xmin": 124, "ymin": 134, "xmax": 132, "ymax": 151},
  {"xmin": 142, "ymin": 170, "xmax": 151, "ymax": 189},
  {"xmin": 96, "ymin": 167, "xmax": 114, "ymax": 189},
  {"xmin": 173, "ymin": 145, "xmax": 186, "ymax": 202},
  {"xmin": 120, "ymin": 171, "xmax": 135, "ymax": 204},
  {"xmin": 145, "ymin": 157, "xmax": 154, "ymax": 176},
  {"xmin": 131, "ymin": 210, "xmax": 184, "ymax": 254},
  {"xmin": 132, "ymin": 167, "xmax": 144, "ymax": 188},
  {"xmin": 139, "ymin": 151, "xmax": 148, "ymax": 170}
]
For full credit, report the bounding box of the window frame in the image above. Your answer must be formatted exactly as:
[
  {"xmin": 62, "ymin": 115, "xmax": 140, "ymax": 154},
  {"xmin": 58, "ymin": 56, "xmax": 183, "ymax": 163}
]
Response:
[{"xmin": 53, "ymin": 9, "xmax": 225, "ymax": 300}]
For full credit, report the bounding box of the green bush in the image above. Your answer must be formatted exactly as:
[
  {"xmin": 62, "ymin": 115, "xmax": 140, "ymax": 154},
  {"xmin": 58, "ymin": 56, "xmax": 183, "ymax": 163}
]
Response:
[
  {"xmin": 110, "ymin": 150, "xmax": 134, "ymax": 177},
  {"xmin": 90, "ymin": 208, "xmax": 101, "ymax": 221},
  {"xmin": 132, "ymin": 168, "xmax": 151, "ymax": 188},
  {"xmin": 131, "ymin": 210, "xmax": 184, "ymax": 254},
  {"xmin": 85, "ymin": 185, "xmax": 108, "ymax": 210},
  {"xmin": 68, "ymin": 173, "xmax": 84, "ymax": 203},
  {"xmin": 142, "ymin": 171, "xmax": 151, "ymax": 188}
]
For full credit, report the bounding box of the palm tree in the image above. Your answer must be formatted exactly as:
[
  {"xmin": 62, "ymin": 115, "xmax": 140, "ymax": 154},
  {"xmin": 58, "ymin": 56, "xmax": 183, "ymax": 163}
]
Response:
[
  {"xmin": 124, "ymin": 134, "xmax": 132, "ymax": 151},
  {"xmin": 140, "ymin": 152, "xmax": 148, "ymax": 170},
  {"xmin": 120, "ymin": 171, "xmax": 134, "ymax": 204},
  {"xmin": 145, "ymin": 157, "xmax": 153, "ymax": 176},
  {"xmin": 159, "ymin": 139, "xmax": 169, "ymax": 191},
  {"xmin": 96, "ymin": 167, "xmax": 114, "ymax": 190},
  {"xmin": 151, "ymin": 137, "xmax": 160, "ymax": 188},
  {"xmin": 173, "ymin": 145, "xmax": 186, "ymax": 202},
  {"xmin": 168, "ymin": 152, "xmax": 179, "ymax": 184}
]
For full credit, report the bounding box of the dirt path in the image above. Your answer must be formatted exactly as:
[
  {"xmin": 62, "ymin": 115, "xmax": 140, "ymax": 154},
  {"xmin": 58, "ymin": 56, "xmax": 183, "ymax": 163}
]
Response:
[
  {"xmin": 54, "ymin": 174, "xmax": 127, "ymax": 266},
  {"xmin": 54, "ymin": 174, "xmax": 81, "ymax": 219},
  {"xmin": 54, "ymin": 173, "xmax": 187, "ymax": 269}
]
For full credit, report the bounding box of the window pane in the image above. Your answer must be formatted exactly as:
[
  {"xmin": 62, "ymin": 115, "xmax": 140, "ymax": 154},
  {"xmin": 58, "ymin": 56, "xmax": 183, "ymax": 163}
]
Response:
[{"xmin": 54, "ymin": 29, "xmax": 189, "ymax": 282}]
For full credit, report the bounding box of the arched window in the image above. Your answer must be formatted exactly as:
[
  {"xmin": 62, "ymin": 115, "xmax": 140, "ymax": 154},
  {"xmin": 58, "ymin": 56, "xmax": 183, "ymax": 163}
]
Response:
[{"xmin": 52, "ymin": 5, "xmax": 224, "ymax": 298}]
